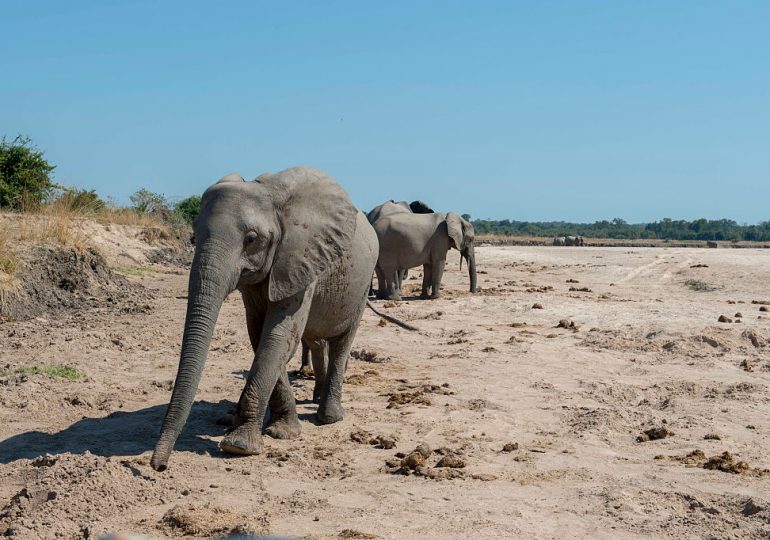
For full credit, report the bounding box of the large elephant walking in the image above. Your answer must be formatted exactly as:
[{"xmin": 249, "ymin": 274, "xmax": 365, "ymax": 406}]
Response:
[
  {"xmin": 151, "ymin": 167, "xmax": 378, "ymax": 471},
  {"xmin": 373, "ymin": 212, "xmax": 477, "ymax": 300}
]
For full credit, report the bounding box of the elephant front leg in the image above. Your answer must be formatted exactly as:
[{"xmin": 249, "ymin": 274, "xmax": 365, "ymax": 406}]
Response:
[
  {"xmin": 374, "ymin": 265, "xmax": 388, "ymax": 300},
  {"xmin": 264, "ymin": 369, "xmax": 301, "ymax": 440},
  {"xmin": 430, "ymin": 259, "xmax": 445, "ymax": 299},
  {"xmin": 386, "ymin": 270, "xmax": 402, "ymax": 300},
  {"xmin": 221, "ymin": 289, "xmax": 312, "ymax": 456},
  {"xmin": 420, "ymin": 263, "xmax": 432, "ymax": 299}
]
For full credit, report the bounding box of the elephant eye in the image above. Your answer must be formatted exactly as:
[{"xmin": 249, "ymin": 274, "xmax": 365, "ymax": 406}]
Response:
[{"xmin": 245, "ymin": 232, "xmax": 259, "ymax": 246}]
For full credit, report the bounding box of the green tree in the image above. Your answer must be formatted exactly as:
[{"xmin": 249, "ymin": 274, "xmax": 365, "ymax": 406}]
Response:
[
  {"xmin": 175, "ymin": 195, "xmax": 201, "ymax": 224},
  {"xmin": 130, "ymin": 188, "xmax": 170, "ymax": 215},
  {"xmin": 0, "ymin": 135, "xmax": 56, "ymax": 209}
]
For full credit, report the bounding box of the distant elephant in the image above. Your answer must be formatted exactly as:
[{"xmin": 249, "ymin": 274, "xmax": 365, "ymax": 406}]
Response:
[
  {"xmin": 151, "ymin": 167, "xmax": 381, "ymax": 471},
  {"xmin": 553, "ymin": 237, "xmax": 566, "ymax": 246},
  {"xmin": 366, "ymin": 200, "xmax": 435, "ymax": 295},
  {"xmin": 565, "ymin": 235, "xmax": 585, "ymax": 246},
  {"xmin": 373, "ymin": 212, "xmax": 477, "ymax": 300}
]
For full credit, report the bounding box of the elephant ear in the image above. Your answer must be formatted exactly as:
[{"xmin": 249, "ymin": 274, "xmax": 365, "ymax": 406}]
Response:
[
  {"xmin": 445, "ymin": 212, "xmax": 464, "ymax": 250},
  {"xmin": 263, "ymin": 167, "xmax": 358, "ymax": 302}
]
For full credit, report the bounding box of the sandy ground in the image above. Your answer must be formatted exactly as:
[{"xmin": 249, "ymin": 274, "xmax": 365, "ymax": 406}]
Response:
[{"xmin": 1, "ymin": 245, "xmax": 769, "ymax": 539}]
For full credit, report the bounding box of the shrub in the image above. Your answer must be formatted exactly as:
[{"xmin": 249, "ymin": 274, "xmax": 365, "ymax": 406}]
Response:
[
  {"xmin": 175, "ymin": 195, "xmax": 201, "ymax": 224},
  {"xmin": 0, "ymin": 136, "xmax": 56, "ymax": 210},
  {"xmin": 52, "ymin": 187, "xmax": 106, "ymax": 213}
]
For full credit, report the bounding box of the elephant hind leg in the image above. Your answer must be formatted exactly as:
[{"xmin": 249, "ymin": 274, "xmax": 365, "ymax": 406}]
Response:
[
  {"xmin": 264, "ymin": 369, "xmax": 301, "ymax": 439},
  {"xmin": 317, "ymin": 315, "xmax": 363, "ymax": 424},
  {"xmin": 298, "ymin": 340, "xmax": 313, "ymax": 377},
  {"xmin": 309, "ymin": 340, "xmax": 328, "ymax": 403}
]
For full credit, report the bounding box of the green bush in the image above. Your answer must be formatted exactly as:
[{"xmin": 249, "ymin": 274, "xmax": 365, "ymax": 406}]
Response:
[
  {"xmin": 53, "ymin": 187, "xmax": 106, "ymax": 213},
  {"xmin": 175, "ymin": 195, "xmax": 201, "ymax": 224},
  {"xmin": 0, "ymin": 136, "xmax": 56, "ymax": 210}
]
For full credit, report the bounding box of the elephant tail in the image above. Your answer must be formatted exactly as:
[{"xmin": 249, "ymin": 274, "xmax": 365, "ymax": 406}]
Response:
[{"xmin": 366, "ymin": 300, "xmax": 419, "ymax": 331}]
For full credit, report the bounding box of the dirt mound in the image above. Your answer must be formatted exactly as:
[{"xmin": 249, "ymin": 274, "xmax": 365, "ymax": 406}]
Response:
[
  {"xmin": 161, "ymin": 503, "xmax": 269, "ymax": 537},
  {"xmin": 0, "ymin": 246, "xmax": 151, "ymax": 321},
  {"xmin": 0, "ymin": 453, "xmax": 175, "ymax": 538}
]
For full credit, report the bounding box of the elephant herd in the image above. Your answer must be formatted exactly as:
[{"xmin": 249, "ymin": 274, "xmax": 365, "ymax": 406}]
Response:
[
  {"xmin": 150, "ymin": 167, "xmax": 476, "ymax": 471},
  {"xmin": 553, "ymin": 235, "xmax": 585, "ymax": 246}
]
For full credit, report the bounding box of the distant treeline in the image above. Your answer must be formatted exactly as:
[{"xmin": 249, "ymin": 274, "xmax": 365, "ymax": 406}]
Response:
[{"xmin": 471, "ymin": 217, "xmax": 770, "ymax": 242}]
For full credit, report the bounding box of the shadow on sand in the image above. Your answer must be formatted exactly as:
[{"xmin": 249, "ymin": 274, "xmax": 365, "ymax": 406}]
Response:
[{"xmin": 0, "ymin": 399, "xmax": 234, "ymax": 464}]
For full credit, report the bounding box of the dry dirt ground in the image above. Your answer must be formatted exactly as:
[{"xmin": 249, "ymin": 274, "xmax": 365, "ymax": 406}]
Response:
[{"xmin": 1, "ymin": 242, "xmax": 769, "ymax": 539}]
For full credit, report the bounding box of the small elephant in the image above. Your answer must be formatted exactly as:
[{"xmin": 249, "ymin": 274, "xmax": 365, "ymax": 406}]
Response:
[
  {"xmin": 373, "ymin": 212, "xmax": 477, "ymax": 300},
  {"xmin": 553, "ymin": 237, "xmax": 566, "ymax": 246},
  {"xmin": 151, "ymin": 167, "xmax": 379, "ymax": 471}
]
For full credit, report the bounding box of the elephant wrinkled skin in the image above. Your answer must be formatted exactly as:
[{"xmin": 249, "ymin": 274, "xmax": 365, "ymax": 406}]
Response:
[{"xmin": 151, "ymin": 167, "xmax": 378, "ymax": 471}]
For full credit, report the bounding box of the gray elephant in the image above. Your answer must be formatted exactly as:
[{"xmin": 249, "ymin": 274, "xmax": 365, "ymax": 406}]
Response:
[
  {"xmin": 373, "ymin": 212, "xmax": 477, "ymax": 300},
  {"xmin": 565, "ymin": 235, "xmax": 585, "ymax": 246},
  {"xmin": 365, "ymin": 200, "xmax": 435, "ymax": 296},
  {"xmin": 553, "ymin": 236, "xmax": 566, "ymax": 246},
  {"xmin": 151, "ymin": 167, "xmax": 380, "ymax": 471}
]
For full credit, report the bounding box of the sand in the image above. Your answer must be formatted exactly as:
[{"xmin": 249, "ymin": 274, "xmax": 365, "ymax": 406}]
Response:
[{"xmin": 1, "ymin": 244, "xmax": 769, "ymax": 538}]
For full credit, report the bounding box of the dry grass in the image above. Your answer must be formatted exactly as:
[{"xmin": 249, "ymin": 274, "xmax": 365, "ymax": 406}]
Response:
[
  {"xmin": 95, "ymin": 207, "xmax": 167, "ymax": 228},
  {"xmin": 18, "ymin": 200, "xmax": 91, "ymax": 251},
  {"xmin": 0, "ymin": 219, "xmax": 22, "ymax": 311}
]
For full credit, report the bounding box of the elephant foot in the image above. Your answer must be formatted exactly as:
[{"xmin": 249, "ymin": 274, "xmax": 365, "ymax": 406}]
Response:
[
  {"xmin": 317, "ymin": 400, "xmax": 345, "ymax": 424},
  {"xmin": 264, "ymin": 415, "xmax": 301, "ymax": 440},
  {"xmin": 430, "ymin": 293, "xmax": 441, "ymax": 300},
  {"xmin": 220, "ymin": 422, "xmax": 263, "ymax": 455},
  {"xmin": 419, "ymin": 292, "xmax": 429, "ymax": 300},
  {"xmin": 297, "ymin": 364, "xmax": 314, "ymax": 379}
]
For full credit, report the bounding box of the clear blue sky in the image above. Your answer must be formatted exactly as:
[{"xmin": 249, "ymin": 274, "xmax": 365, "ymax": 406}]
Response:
[{"xmin": 2, "ymin": 1, "xmax": 768, "ymax": 223}]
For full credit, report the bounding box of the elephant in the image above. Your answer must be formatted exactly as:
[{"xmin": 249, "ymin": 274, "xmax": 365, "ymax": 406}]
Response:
[
  {"xmin": 565, "ymin": 235, "xmax": 585, "ymax": 246},
  {"xmin": 151, "ymin": 167, "xmax": 413, "ymax": 471},
  {"xmin": 553, "ymin": 237, "xmax": 566, "ymax": 246},
  {"xmin": 373, "ymin": 212, "xmax": 477, "ymax": 300},
  {"xmin": 366, "ymin": 200, "xmax": 435, "ymax": 295}
]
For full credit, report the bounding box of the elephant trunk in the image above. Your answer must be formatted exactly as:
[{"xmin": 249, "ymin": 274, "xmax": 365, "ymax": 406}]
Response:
[
  {"xmin": 464, "ymin": 244, "xmax": 477, "ymax": 293},
  {"xmin": 151, "ymin": 249, "xmax": 233, "ymax": 471}
]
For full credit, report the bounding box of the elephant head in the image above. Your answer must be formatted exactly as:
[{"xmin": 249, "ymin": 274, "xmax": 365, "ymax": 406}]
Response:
[
  {"xmin": 151, "ymin": 167, "xmax": 357, "ymax": 471},
  {"xmin": 445, "ymin": 212, "xmax": 477, "ymax": 293}
]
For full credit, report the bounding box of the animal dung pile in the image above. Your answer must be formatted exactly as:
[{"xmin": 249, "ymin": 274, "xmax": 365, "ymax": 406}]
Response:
[{"xmin": 655, "ymin": 450, "xmax": 770, "ymax": 477}]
